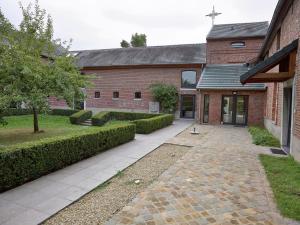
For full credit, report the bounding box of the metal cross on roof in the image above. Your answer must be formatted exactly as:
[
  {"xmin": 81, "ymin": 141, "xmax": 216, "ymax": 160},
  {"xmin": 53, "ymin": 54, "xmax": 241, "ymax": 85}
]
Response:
[{"xmin": 206, "ymin": 6, "xmax": 222, "ymax": 26}]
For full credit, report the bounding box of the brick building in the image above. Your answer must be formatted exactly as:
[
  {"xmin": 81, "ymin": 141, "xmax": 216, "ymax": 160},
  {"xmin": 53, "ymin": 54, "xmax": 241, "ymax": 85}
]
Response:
[
  {"xmin": 197, "ymin": 22, "xmax": 268, "ymax": 126},
  {"xmin": 241, "ymin": 0, "xmax": 300, "ymax": 160}
]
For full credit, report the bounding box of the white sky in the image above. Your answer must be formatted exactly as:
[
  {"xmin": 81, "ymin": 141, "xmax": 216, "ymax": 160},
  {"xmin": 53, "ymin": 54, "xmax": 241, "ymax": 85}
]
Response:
[{"xmin": 1, "ymin": 0, "xmax": 278, "ymax": 50}]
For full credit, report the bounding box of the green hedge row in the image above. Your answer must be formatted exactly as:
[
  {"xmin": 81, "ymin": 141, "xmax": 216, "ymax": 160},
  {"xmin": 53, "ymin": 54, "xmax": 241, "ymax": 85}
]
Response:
[
  {"xmin": 92, "ymin": 111, "xmax": 174, "ymax": 134},
  {"xmin": 69, "ymin": 110, "xmax": 92, "ymax": 124},
  {"xmin": 51, "ymin": 108, "xmax": 79, "ymax": 116},
  {"xmin": 132, "ymin": 114, "xmax": 174, "ymax": 134},
  {"xmin": 1, "ymin": 108, "xmax": 32, "ymax": 116},
  {"xmin": 0, "ymin": 124, "xmax": 136, "ymax": 192}
]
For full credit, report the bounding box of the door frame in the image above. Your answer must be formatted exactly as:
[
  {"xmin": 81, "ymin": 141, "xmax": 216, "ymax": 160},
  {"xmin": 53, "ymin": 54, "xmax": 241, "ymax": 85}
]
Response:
[
  {"xmin": 180, "ymin": 95, "xmax": 196, "ymax": 119},
  {"xmin": 221, "ymin": 95, "xmax": 248, "ymax": 125}
]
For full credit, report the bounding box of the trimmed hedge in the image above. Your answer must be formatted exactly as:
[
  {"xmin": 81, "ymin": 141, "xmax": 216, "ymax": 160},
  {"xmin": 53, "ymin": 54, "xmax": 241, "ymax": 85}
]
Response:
[
  {"xmin": 1, "ymin": 108, "xmax": 32, "ymax": 116},
  {"xmin": 69, "ymin": 110, "xmax": 92, "ymax": 124},
  {"xmin": 92, "ymin": 111, "xmax": 174, "ymax": 134},
  {"xmin": 132, "ymin": 114, "xmax": 174, "ymax": 134},
  {"xmin": 51, "ymin": 108, "xmax": 79, "ymax": 116},
  {"xmin": 0, "ymin": 123, "xmax": 136, "ymax": 192}
]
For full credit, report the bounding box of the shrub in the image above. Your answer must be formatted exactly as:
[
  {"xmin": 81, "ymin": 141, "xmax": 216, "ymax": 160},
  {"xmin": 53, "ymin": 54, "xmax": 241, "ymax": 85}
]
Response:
[
  {"xmin": 110, "ymin": 111, "xmax": 157, "ymax": 121},
  {"xmin": 0, "ymin": 123, "xmax": 135, "ymax": 192},
  {"xmin": 1, "ymin": 108, "xmax": 32, "ymax": 116},
  {"xmin": 69, "ymin": 110, "xmax": 92, "ymax": 124},
  {"xmin": 51, "ymin": 108, "xmax": 79, "ymax": 116},
  {"xmin": 248, "ymin": 126, "xmax": 281, "ymax": 147},
  {"xmin": 132, "ymin": 114, "xmax": 174, "ymax": 134},
  {"xmin": 92, "ymin": 112, "xmax": 111, "ymax": 126},
  {"xmin": 150, "ymin": 83, "xmax": 178, "ymax": 113}
]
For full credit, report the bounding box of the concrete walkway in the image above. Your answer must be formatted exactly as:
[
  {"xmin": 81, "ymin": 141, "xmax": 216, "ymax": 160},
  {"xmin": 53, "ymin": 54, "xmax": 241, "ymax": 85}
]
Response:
[
  {"xmin": 0, "ymin": 120, "xmax": 193, "ymax": 225},
  {"xmin": 106, "ymin": 125, "xmax": 299, "ymax": 225}
]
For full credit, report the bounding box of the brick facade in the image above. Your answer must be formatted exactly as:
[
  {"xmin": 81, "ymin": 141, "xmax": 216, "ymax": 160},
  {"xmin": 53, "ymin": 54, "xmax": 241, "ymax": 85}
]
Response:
[
  {"xmin": 82, "ymin": 66, "xmax": 202, "ymax": 116},
  {"xmin": 206, "ymin": 38, "xmax": 265, "ymax": 64},
  {"xmin": 198, "ymin": 90, "xmax": 265, "ymax": 126}
]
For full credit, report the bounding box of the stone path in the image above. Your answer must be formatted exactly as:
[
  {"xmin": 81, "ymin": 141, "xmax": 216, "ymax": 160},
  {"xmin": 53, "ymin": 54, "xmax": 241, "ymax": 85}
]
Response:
[
  {"xmin": 106, "ymin": 125, "xmax": 295, "ymax": 225},
  {"xmin": 0, "ymin": 120, "xmax": 192, "ymax": 225}
]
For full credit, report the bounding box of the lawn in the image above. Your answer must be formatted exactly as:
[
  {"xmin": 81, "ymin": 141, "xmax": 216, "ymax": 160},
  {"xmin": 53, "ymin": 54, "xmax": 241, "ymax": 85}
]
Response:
[
  {"xmin": 0, "ymin": 114, "xmax": 94, "ymax": 146},
  {"xmin": 248, "ymin": 126, "xmax": 281, "ymax": 147},
  {"xmin": 260, "ymin": 155, "xmax": 300, "ymax": 221}
]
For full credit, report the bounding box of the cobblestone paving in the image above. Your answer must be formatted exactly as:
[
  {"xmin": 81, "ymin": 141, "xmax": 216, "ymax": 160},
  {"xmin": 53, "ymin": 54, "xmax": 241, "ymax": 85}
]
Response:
[{"xmin": 105, "ymin": 125, "xmax": 291, "ymax": 225}]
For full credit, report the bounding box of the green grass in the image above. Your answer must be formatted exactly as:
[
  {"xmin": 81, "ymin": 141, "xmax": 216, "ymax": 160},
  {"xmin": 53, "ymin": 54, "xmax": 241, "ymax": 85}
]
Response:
[
  {"xmin": 248, "ymin": 126, "xmax": 281, "ymax": 147},
  {"xmin": 260, "ymin": 155, "xmax": 300, "ymax": 221},
  {"xmin": 0, "ymin": 114, "xmax": 95, "ymax": 146}
]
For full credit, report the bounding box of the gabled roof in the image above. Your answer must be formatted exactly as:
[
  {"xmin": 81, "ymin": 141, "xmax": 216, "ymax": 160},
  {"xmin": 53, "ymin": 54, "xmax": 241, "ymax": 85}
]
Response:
[
  {"xmin": 75, "ymin": 43, "xmax": 206, "ymax": 68},
  {"xmin": 197, "ymin": 64, "xmax": 265, "ymax": 90},
  {"xmin": 206, "ymin": 22, "xmax": 269, "ymax": 40},
  {"xmin": 241, "ymin": 39, "xmax": 298, "ymax": 84}
]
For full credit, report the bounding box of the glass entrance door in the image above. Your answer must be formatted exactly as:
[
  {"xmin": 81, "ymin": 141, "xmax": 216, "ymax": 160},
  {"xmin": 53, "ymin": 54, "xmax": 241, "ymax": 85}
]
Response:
[
  {"xmin": 222, "ymin": 95, "xmax": 248, "ymax": 125},
  {"xmin": 180, "ymin": 95, "xmax": 195, "ymax": 119},
  {"xmin": 222, "ymin": 96, "xmax": 234, "ymax": 124}
]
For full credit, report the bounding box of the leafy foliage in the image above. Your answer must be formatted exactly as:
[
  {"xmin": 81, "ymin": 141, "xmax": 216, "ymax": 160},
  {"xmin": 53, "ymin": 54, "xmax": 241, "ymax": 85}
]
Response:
[
  {"xmin": 120, "ymin": 33, "xmax": 147, "ymax": 48},
  {"xmin": 150, "ymin": 83, "xmax": 179, "ymax": 113},
  {"xmin": 0, "ymin": 1, "xmax": 89, "ymax": 132},
  {"xmin": 0, "ymin": 123, "xmax": 136, "ymax": 192},
  {"xmin": 248, "ymin": 126, "xmax": 281, "ymax": 147},
  {"xmin": 120, "ymin": 39, "xmax": 130, "ymax": 48},
  {"xmin": 69, "ymin": 110, "xmax": 92, "ymax": 124}
]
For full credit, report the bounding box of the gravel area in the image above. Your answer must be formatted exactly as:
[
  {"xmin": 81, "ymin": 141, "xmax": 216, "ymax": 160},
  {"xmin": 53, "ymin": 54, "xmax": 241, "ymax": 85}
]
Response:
[{"xmin": 43, "ymin": 143, "xmax": 190, "ymax": 225}]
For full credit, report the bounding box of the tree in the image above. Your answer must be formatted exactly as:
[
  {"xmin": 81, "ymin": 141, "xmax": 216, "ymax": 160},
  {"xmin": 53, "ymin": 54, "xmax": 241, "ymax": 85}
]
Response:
[
  {"xmin": 0, "ymin": 1, "xmax": 89, "ymax": 132},
  {"xmin": 120, "ymin": 33, "xmax": 147, "ymax": 48},
  {"xmin": 130, "ymin": 33, "xmax": 147, "ymax": 47},
  {"xmin": 120, "ymin": 40, "xmax": 130, "ymax": 48},
  {"xmin": 150, "ymin": 83, "xmax": 178, "ymax": 113}
]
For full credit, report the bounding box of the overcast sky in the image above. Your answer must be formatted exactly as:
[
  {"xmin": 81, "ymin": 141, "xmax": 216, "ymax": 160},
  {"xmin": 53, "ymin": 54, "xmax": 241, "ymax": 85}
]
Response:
[{"xmin": 1, "ymin": 0, "xmax": 278, "ymax": 50}]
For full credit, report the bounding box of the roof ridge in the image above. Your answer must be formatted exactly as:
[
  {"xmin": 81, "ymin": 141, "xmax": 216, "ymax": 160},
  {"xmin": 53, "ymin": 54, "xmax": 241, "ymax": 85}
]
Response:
[
  {"xmin": 73, "ymin": 43, "xmax": 206, "ymax": 53},
  {"xmin": 213, "ymin": 21, "xmax": 269, "ymax": 27}
]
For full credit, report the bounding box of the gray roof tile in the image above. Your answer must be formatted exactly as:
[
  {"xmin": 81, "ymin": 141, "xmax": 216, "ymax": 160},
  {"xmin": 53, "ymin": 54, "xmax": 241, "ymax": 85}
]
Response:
[
  {"xmin": 207, "ymin": 22, "xmax": 269, "ymax": 40},
  {"xmin": 197, "ymin": 64, "xmax": 265, "ymax": 90},
  {"xmin": 75, "ymin": 44, "xmax": 206, "ymax": 68}
]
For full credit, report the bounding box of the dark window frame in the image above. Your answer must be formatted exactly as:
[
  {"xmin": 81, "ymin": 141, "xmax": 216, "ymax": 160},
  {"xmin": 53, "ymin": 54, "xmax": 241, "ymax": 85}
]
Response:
[
  {"xmin": 276, "ymin": 28, "xmax": 281, "ymax": 50},
  {"xmin": 113, "ymin": 91, "xmax": 119, "ymax": 99},
  {"xmin": 134, "ymin": 91, "xmax": 142, "ymax": 99},
  {"xmin": 94, "ymin": 91, "xmax": 100, "ymax": 99},
  {"xmin": 181, "ymin": 70, "xmax": 197, "ymax": 89}
]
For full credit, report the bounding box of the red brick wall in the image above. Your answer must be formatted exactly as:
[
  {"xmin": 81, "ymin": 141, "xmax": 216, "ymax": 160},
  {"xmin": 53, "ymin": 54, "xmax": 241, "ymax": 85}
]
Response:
[
  {"xmin": 82, "ymin": 66, "xmax": 202, "ymax": 115},
  {"xmin": 199, "ymin": 90, "xmax": 265, "ymax": 125},
  {"xmin": 264, "ymin": 0, "xmax": 300, "ymax": 138},
  {"xmin": 206, "ymin": 38, "xmax": 265, "ymax": 64},
  {"xmin": 48, "ymin": 96, "xmax": 69, "ymax": 108}
]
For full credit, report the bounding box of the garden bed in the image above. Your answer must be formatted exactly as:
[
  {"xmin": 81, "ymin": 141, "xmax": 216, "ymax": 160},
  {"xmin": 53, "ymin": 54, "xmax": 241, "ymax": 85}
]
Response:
[
  {"xmin": 0, "ymin": 122, "xmax": 135, "ymax": 192},
  {"xmin": 248, "ymin": 126, "xmax": 281, "ymax": 147}
]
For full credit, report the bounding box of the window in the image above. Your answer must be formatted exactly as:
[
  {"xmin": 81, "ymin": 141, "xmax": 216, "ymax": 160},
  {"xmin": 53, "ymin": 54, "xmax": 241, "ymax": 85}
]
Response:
[
  {"xmin": 203, "ymin": 95, "xmax": 209, "ymax": 123},
  {"xmin": 231, "ymin": 41, "xmax": 246, "ymax": 48},
  {"xmin": 94, "ymin": 91, "xmax": 100, "ymax": 98},
  {"xmin": 134, "ymin": 92, "xmax": 142, "ymax": 99},
  {"xmin": 181, "ymin": 71, "xmax": 197, "ymax": 89},
  {"xmin": 113, "ymin": 91, "xmax": 119, "ymax": 99}
]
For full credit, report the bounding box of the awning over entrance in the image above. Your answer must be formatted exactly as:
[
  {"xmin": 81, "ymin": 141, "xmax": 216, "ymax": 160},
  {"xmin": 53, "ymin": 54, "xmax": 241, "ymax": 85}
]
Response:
[{"xmin": 240, "ymin": 39, "xmax": 298, "ymax": 84}]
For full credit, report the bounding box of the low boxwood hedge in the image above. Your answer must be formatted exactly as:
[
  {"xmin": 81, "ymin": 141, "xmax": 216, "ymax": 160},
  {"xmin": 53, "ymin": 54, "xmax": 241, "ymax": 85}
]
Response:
[
  {"xmin": 69, "ymin": 110, "xmax": 92, "ymax": 124},
  {"xmin": 51, "ymin": 108, "xmax": 79, "ymax": 116},
  {"xmin": 92, "ymin": 111, "xmax": 174, "ymax": 134},
  {"xmin": 0, "ymin": 123, "xmax": 135, "ymax": 192},
  {"xmin": 132, "ymin": 114, "xmax": 174, "ymax": 134},
  {"xmin": 1, "ymin": 108, "xmax": 32, "ymax": 116}
]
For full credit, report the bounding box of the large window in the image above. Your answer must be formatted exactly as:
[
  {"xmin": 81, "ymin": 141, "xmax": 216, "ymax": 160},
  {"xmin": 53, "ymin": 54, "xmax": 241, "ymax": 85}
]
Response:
[{"xmin": 181, "ymin": 71, "xmax": 197, "ymax": 89}]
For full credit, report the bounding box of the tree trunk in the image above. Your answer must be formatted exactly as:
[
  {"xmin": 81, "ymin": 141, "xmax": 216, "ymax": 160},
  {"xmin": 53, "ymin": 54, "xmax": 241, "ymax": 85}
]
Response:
[{"xmin": 33, "ymin": 107, "xmax": 39, "ymax": 133}]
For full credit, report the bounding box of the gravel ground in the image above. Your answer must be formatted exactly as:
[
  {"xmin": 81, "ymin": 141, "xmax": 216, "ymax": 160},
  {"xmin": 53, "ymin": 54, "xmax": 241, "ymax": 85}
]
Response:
[{"xmin": 43, "ymin": 143, "xmax": 190, "ymax": 225}]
